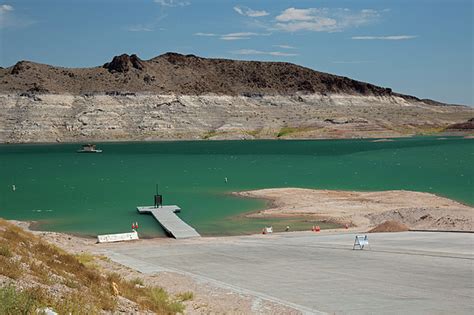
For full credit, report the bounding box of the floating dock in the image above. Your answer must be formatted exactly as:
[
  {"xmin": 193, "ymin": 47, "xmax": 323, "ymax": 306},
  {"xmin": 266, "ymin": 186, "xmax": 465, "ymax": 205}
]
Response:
[{"xmin": 137, "ymin": 205, "xmax": 200, "ymax": 239}]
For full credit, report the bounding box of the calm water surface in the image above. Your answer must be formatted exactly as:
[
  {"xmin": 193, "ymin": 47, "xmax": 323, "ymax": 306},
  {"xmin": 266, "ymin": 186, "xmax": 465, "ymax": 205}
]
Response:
[{"xmin": 0, "ymin": 137, "xmax": 472, "ymax": 237}]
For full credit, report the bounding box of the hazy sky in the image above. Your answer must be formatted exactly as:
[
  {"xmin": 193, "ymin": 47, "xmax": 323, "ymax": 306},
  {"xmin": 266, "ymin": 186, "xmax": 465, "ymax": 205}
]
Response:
[{"xmin": 0, "ymin": 0, "xmax": 472, "ymax": 105}]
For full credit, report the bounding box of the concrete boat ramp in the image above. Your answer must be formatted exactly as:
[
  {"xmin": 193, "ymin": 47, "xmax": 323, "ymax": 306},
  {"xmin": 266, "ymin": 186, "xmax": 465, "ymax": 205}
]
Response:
[
  {"xmin": 137, "ymin": 205, "xmax": 200, "ymax": 239},
  {"xmin": 102, "ymin": 231, "xmax": 474, "ymax": 314}
]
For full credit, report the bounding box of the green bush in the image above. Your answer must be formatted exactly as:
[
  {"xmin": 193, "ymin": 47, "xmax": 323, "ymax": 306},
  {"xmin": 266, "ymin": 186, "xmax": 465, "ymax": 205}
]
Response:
[
  {"xmin": 147, "ymin": 287, "xmax": 185, "ymax": 314},
  {"xmin": 0, "ymin": 285, "xmax": 43, "ymax": 315},
  {"xmin": 277, "ymin": 127, "xmax": 300, "ymax": 137}
]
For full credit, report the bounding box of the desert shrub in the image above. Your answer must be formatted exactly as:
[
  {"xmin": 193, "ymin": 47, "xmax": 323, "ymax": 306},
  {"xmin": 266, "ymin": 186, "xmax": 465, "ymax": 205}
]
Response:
[
  {"xmin": 0, "ymin": 285, "xmax": 44, "ymax": 314},
  {"xmin": 47, "ymin": 290, "xmax": 103, "ymax": 315},
  {"xmin": 76, "ymin": 252, "xmax": 100, "ymax": 270},
  {"xmin": 277, "ymin": 126, "xmax": 301, "ymax": 137},
  {"xmin": 177, "ymin": 291, "xmax": 194, "ymax": 302},
  {"xmin": 131, "ymin": 277, "xmax": 144, "ymax": 286},
  {"xmin": 146, "ymin": 287, "xmax": 185, "ymax": 314},
  {"xmin": 202, "ymin": 130, "xmax": 218, "ymax": 139},
  {"xmin": 62, "ymin": 278, "xmax": 81, "ymax": 289},
  {"xmin": 0, "ymin": 255, "xmax": 23, "ymax": 279},
  {"xmin": 0, "ymin": 245, "xmax": 12, "ymax": 258},
  {"xmin": 29, "ymin": 261, "xmax": 51, "ymax": 285},
  {"xmin": 106, "ymin": 273, "xmax": 185, "ymax": 314}
]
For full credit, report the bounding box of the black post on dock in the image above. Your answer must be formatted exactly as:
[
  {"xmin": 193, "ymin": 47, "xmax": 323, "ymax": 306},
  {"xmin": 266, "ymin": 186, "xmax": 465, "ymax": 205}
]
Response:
[{"xmin": 154, "ymin": 184, "xmax": 163, "ymax": 208}]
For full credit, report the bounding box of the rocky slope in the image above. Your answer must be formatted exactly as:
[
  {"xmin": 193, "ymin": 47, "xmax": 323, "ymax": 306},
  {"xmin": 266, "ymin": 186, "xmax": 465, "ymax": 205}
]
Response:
[
  {"xmin": 0, "ymin": 219, "xmax": 189, "ymax": 314},
  {"xmin": 0, "ymin": 53, "xmax": 472, "ymax": 143},
  {"xmin": 445, "ymin": 118, "xmax": 474, "ymax": 130},
  {"xmin": 1, "ymin": 52, "xmax": 400, "ymax": 96}
]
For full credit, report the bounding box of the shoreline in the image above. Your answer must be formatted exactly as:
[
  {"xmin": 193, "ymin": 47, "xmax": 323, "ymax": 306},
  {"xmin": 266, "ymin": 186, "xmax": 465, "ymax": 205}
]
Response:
[
  {"xmin": 1, "ymin": 133, "xmax": 473, "ymax": 145},
  {"xmin": 233, "ymin": 188, "xmax": 474, "ymax": 232},
  {"xmin": 13, "ymin": 186, "xmax": 474, "ymax": 239},
  {"xmin": 230, "ymin": 192, "xmax": 346, "ymax": 230},
  {"xmin": 4, "ymin": 185, "xmax": 473, "ymax": 312},
  {"xmin": 16, "ymin": 187, "xmax": 474, "ymax": 241}
]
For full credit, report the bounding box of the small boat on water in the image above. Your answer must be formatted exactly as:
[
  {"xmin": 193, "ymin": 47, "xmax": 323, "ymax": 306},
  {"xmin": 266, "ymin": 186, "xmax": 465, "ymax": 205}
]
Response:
[{"xmin": 77, "ymin": 144, "xmax": 102, "ymax": 153}]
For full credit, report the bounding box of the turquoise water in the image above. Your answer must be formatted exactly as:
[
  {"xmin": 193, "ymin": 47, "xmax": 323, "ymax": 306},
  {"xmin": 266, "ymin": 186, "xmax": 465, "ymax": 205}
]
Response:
[{"xmin": 0, "ymin": 137, "xmax": 472, "ymax": 237}]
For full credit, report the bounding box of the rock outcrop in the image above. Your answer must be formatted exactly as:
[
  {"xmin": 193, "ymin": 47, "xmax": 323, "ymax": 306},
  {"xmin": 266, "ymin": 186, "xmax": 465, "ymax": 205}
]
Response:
[
  {"xmin": 445, "ymin": 118, "xmax": 474, "ymax": 130},
  {"xmin": 103, "ymin": 54, "xmax": 146, "ymax": 73}
]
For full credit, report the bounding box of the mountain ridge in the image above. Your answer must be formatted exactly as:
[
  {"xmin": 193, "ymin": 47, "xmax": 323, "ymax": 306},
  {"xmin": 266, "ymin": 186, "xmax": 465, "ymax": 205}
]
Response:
[{"xmin": 0, "ymin": 52, "xmax": 442, "ymax": 104}]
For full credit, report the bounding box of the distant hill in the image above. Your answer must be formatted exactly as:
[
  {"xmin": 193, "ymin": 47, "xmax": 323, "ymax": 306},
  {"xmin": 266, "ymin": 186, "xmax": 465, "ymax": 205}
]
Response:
[{"xmin": 0, "ymin": 52, "xmax": 424, "ymax": 100}]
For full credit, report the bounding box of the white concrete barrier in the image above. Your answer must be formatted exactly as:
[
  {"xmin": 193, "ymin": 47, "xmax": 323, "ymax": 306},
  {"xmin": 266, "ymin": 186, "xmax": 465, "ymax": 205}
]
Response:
[{"xmin": 97, "ymin": 231, "xmax": 139, "ymax": 243}]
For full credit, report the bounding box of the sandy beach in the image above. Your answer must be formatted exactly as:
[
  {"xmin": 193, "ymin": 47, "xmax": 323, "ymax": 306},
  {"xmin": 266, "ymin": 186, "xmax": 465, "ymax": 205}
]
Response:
[{"xmin": 235, "ymin": 188, "xmax": 474, "ymax": 231}]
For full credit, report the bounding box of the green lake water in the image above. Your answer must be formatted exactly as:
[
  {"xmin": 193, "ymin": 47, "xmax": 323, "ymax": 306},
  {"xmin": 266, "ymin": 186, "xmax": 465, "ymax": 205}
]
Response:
[{"xmin": 0, "ymin": 137, "xmax": 472, "ymax": 237}]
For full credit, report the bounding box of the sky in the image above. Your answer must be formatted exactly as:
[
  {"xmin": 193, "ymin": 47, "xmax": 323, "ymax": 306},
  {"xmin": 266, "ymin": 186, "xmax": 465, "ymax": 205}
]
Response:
[{"xmin": 0, "ymin": 0, "xmax": 472, "ymax": 105}]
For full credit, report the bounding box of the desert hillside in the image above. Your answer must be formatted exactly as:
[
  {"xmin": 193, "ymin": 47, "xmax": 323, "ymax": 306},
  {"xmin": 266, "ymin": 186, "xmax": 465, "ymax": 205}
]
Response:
[
  {"xmin": 0, "ymin": 53, "xmax": 472, "ymax": 143},
  {"xmin": 1, "ymin": 52, "xmax": 406, "ymax": 96},
  {"xmin": 0, "ymin": 219, "xmax": 190, "ymax": 314}
]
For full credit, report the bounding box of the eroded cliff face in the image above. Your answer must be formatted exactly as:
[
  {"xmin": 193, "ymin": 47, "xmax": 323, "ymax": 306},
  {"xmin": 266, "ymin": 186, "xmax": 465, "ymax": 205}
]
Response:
[{"xmin": 1, "ymin": 93, "xmax": 472, "ymax": 143}]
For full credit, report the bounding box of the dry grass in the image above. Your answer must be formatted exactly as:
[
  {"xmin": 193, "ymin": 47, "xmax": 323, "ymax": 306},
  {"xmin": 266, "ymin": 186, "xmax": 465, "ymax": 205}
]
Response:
[
  {"xmin": 130, "ymin": 277, "xmax": 145, "ymax": 286},
  {"xmin": 245, "ymin": 129, "xmax": 261, "ymax": 137},
  {"xmin": 0, "ymin": 285, "xmax": 45, "ymax": 314},
  {"xmin": 76, "ymin": 252, "xmax": 100, "ymax": 270},
  {"xmin": 106, "ymin": 272, "xmax": 185, "ymax": 313},
  {"xmin": 202, "ymin": 130, "xmax": 220, "ymax": 139},
  {"xmin": 0, "ymin": 218, "xmax": 187, "ymax": 314},
  {"xmin": 0, "ymin": 244, "xmax": 12, "ymax": 258},
  {"xmin": 276, "ymin": 126, "xmax": 312, "ymax": 138},
  {"xmin": 177, "ymin": 291, "xmax": 194, "ymax": 302},
  {"xmin": 0, "ymin": 255, "xmax": 23, "ymax": 279}
]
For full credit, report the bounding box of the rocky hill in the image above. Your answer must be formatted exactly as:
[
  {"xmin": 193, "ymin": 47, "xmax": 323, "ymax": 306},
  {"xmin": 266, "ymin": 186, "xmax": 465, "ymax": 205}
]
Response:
[
  {"xmin": 0, "ymin": 53, "xmax": 472, "ymax": 143},
  {"xmin": 0, "ymin": 52, "xmax": 410, "ymax": 97}
]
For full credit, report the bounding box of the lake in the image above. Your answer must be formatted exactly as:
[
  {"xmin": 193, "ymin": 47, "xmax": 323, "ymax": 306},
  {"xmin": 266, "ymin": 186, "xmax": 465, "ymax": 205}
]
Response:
[{"xmin": 0, "ymin": 137, "xmax": 472, "ymax": 237}]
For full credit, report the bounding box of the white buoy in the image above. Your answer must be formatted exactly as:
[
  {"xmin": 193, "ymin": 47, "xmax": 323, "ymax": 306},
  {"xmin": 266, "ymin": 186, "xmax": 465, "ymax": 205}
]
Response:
[{"xmin": 12, "ymin": 184, "xmax": 16, "ymax": 192}]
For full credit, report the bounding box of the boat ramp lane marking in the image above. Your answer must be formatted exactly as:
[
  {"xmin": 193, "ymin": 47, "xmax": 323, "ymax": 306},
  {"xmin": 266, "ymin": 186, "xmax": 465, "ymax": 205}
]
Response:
[{"xmin": 137, "ymin": 205, "xmax": 201, "ymax": 239}]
